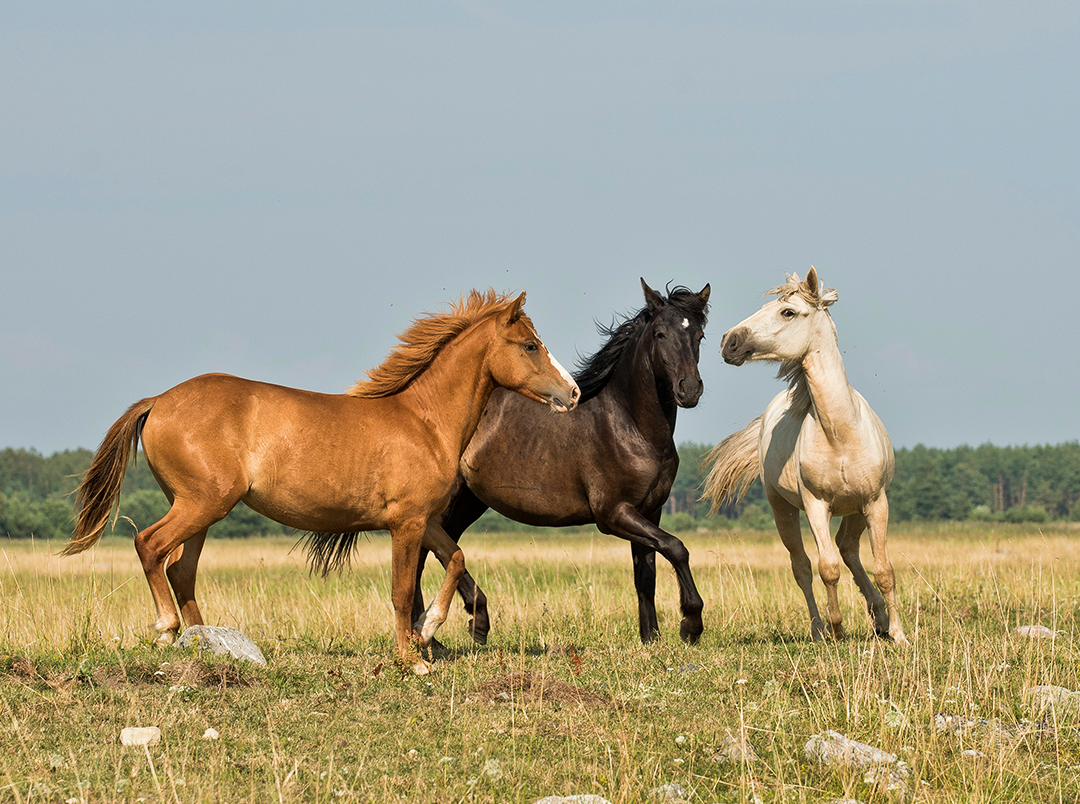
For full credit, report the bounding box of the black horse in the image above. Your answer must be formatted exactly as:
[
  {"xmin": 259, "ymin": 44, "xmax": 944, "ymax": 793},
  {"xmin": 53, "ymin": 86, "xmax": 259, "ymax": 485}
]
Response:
[{"xmin": 414, "ymin": 279, "xmax": 711, "ymax": 644}]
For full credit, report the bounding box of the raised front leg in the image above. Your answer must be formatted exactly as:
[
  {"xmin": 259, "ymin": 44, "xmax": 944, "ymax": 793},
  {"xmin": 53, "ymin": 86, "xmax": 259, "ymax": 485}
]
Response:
[
  {"xmin": 864, "ymin": 495, "xmax": 908, "ymax": 645},
  {"xmin": 768, "ymin": 492, "xmax": 825, "ymax": 641},
  {"xmin": 412, "ymin": 522, "xmax": 466, "ymax": 649},
  {"xmin": 412, "ymin": 487, "xmax": 491, "ymax": 644},
  {"xmin": 834, "ymin": 513, "xmax": 889, "ymax": 637},
  {"xmin": 802, "ymin": 496, "xmax": 844, "ymax": 640},
  {"xmin": 598, "ymin": 502, "xmax": 703, "ymax": 644}
]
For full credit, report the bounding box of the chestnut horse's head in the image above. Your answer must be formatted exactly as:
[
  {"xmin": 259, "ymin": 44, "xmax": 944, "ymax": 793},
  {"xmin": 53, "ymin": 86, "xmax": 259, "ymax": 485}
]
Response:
[{"xmin": 489, "ymin": 292, "xmax": 579, "ymax": 413}]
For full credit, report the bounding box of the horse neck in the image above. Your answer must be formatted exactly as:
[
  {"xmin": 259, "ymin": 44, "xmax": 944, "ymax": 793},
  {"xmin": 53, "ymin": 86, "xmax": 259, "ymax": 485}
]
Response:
[
  {"xmin": 399, "ymin": 319, "xmax": 497, "ymax": 457},
  {"xmin": 607, "ymin": 329, "xmax": 677, "ymax": 442},
  {"xmin": 796, "ymin": 317, "xmax": 860, "ymax": 445}
]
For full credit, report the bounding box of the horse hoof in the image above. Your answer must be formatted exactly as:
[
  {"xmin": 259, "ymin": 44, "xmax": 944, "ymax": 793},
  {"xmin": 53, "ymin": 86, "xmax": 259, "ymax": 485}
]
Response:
[
  {"xmin": 679, "ymin": 618, "xmax": 704, "ymax": 645},
  {"xmin": 153, "ymin": 633, "xmax": 176, "ymax": 648},
  {"xmin": 467, "ymin": 619, "xmax": 488, "ymax": 646}
]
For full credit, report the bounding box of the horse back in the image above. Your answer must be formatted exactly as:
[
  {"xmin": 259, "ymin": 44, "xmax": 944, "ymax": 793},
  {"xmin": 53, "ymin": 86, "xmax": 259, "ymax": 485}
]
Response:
[
  {"xmin": 139, "ymin": 373, "xmax": 449, "ymax": 532},
  {"xmin": 461, "ymin": 387, "xmax": 675, "ymax": 526}
]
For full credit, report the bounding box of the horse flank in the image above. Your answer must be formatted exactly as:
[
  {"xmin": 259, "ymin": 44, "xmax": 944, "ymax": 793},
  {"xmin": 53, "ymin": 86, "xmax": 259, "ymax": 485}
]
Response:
[
  {"xmin": 346, "ymin": 289, "xmax": 531, "ymax": 399},
  {"xmin": 700, "ymin": 415, "xmax": 762, "ymax": 514},
  {"xmin": 62, "ymin": 398, "xmax": 155, "ymax": 556}
]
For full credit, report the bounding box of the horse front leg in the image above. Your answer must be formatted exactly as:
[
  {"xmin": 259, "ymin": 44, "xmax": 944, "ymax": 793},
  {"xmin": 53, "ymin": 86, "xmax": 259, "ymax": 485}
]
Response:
[
  {"xmin": 413, "ymin": 488, "xmax": 491, "ymax": 644},
  {"xmin": 803, "ymin": 496, "xmax": 844, "ymax": 640},
  {"xmin": 412, "ymin": 522, "xmax": 465, "ymax": 649},
  {"xmin": 864, "ymin": 494, "xmax": 908, "ymax": 645},
  {"xmin": 769, "ymin": 493, "xmax": 825, "ymax": 641},
  {"xmin": 630, "ymin": 542, "xmax": 659, "ymax": 643},
  {"xmin": 600, "ymin": 502, "xmax": 703, "ymax": 644},
  {"xmin": 390, "ymin": 520, "xmax": 430, "ymax": 674}
]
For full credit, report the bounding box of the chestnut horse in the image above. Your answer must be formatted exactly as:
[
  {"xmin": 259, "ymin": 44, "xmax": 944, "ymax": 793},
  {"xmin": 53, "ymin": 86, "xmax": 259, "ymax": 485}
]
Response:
[
  {"xmin": 63, "ymin": 290, "xmax": 579, "ymax": 673},
  {"xmin": 701, "ymin": 269, "xmax": 907, "ymax": 644},
  {"xmin": 411, "ymin": 280, "xmax": 711, "ymax": 645}
]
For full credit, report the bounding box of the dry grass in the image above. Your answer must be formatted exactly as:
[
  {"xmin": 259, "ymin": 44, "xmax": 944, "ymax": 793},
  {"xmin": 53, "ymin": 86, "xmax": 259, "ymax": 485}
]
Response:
[{"xmin": 2, "ymin": 522, "xmax": 1080, "ymax": 803}]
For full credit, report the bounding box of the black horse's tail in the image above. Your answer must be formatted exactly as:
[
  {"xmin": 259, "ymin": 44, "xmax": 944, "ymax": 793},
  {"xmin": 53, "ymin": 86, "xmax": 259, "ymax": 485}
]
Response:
[{"xmin": 297, "ymin": 531, "xmax": 362, "ymax": 576}]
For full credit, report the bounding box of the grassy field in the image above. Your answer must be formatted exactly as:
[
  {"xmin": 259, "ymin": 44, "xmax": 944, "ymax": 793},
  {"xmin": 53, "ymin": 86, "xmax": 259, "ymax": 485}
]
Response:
[{"xmin": 3, "ymin": 521, "xmax": 1080, "ymax": 803}]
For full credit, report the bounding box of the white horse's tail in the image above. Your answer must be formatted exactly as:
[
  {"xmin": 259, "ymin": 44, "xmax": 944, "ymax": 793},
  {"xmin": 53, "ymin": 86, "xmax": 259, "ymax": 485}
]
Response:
[{"xmin": 700, "ymin": 417, "xmax": 762, "ymax": 514}]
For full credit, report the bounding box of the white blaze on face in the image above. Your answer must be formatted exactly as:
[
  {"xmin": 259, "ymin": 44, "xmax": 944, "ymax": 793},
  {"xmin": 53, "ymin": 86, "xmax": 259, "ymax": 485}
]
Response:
[
  {"xmin": 682, "ymin": 318, "xmax": 690, "ymax": 329},
  {"xmin": 543, "ymin": 342, "xmax": 578, "ymax": 394}
]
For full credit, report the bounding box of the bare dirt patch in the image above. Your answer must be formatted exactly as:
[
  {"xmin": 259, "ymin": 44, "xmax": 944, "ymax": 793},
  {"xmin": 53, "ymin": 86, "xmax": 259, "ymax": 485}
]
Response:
[{"xmin": 467, "ymin": 671, "xmax": 611, "ymax": 708}]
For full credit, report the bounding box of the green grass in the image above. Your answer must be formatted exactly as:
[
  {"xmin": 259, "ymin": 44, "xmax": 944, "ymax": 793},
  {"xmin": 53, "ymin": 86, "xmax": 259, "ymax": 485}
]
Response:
[{"xmin": 2, "ymin": 522, "xmax": 1080, "ymax": 802}]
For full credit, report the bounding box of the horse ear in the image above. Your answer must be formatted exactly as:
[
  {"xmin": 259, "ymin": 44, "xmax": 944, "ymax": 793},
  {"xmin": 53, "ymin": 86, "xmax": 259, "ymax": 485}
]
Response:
[
  {"xmin": 805, "ymin": 266, "xmax": 819, "ymax": 296},
  {"xmin": 698, "ymin": 283, "xmax": 711, "ymax": 306},
  {"xmin": 502, "ymin": 292, "xmax": 526, "ymax": 325},
  {"xmin": 640, "ymin": 278, "xmax": 664, "ymax": 313}
]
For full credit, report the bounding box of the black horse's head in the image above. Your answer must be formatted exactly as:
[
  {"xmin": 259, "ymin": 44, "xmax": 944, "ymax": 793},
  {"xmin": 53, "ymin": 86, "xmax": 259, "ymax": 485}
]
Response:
[{"xmin": 640, "ymin": 278, "xmax": 711, "ymax": 408}]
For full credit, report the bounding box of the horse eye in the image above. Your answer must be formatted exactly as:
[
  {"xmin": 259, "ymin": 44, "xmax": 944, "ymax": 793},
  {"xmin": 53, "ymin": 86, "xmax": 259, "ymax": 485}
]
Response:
[
  {"xmin": 655, "ymin": 330, "xmax": 667, "ymax": 339},
  {"xmin": 523, "ymin": 342, "xmax": 539, "ymax": 353},
  {"xmin": 781, "ymin": 309, "xmax": 796, "ymax": 319}
]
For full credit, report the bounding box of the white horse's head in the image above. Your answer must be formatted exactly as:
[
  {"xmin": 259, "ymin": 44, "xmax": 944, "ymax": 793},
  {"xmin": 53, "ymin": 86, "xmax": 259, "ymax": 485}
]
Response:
[{"xmin": 720, "ymin": 267, "xmax": 838, "ymax": 367}]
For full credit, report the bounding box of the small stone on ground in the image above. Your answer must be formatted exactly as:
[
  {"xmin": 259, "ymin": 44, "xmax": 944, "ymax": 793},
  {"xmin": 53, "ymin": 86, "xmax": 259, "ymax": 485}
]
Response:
[{"xmin": 177, "ymin": 625, "xmax": 267, "ymax": 666}]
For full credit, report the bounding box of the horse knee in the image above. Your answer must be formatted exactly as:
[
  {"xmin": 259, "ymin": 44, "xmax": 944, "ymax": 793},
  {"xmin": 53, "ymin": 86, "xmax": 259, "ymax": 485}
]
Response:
[{"xmin": 818, "ymin": 558, "xmax": 841, "ymax": 587}]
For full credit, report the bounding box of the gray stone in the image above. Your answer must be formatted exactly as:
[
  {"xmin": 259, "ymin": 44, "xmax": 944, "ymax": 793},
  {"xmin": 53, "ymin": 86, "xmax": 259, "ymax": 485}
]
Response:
[
  {"xmin": 1013, "ymin": 624, "xmax": 1056, "ymax": 639},
  {"xmin": 1026, "ymin": 685, "xmax": 1080, "ymax": 719},
  {"xmin": 648, "ymin": 783, "xmax": 688, "ymax": 801},
  {"xmin": 177, "ymin": 625, "xmax": 267, "ymax": 666},
  {"xmin": 712, "ymin": 729, "xmax": 757, "ymax": 765},
  {"xmin": 805, "ymin": 731, "xmax": 909, "ymax": 794}
]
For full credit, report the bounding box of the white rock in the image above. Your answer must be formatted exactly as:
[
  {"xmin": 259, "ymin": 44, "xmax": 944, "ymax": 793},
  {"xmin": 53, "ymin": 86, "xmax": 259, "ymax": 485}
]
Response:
[
  {"xmin": 532, "ymin": 797, "xmax": 613, "ymax": 804},
  {"xmin": 1013, "ymin": 624, "xmax": 1056, "ymax": 639},
  {"xmin": 202, "ymin": 728, "xmax": 220, "ymax": 740},
  {"xmin": 805, "ymin": 731, "xmax": 908, "ymax": 793},
  {"xmin": 961, "ymin": 749, "xmax": 988, "ymax": 760},
  {"xmin": 712, "ymin": 729, "xmax": 757, "ymax": 765},
  {"xmin": 1026, "ymin": 685, "xmax": 1080, "ymax": 718},
  {"xmin": 177, "ymin": 625, "xmax": 267, "ymax": 665},
  {"xmin": 649, "ymin": 783, "xmax": 689, "ymax": 801},
  {"xmin": 120, "ymin": 727, "xmax": 161, "ymax": 746}
]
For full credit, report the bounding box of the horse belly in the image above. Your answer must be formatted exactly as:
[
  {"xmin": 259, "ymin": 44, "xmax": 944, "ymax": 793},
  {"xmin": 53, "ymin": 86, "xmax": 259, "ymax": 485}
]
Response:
[{"xmin": 461, "ymin": 404, "xmax": 593, "ymax": 527}]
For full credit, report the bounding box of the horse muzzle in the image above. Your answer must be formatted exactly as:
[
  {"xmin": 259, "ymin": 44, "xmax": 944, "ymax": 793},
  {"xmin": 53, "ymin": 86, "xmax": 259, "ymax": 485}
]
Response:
[
  {"xmin": 675, "ymin": 374, "xmax": 704, "ymax": 408},
  {"xmin": 720, "ymin": 327, "xmax": 753, "ymax": 366}
]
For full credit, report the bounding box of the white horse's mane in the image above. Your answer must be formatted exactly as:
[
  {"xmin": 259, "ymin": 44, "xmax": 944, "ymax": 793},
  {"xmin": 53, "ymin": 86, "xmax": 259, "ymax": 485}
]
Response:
[{"xmin": 769, "ymin": 272, "xmax": 839, "ymax": 414}]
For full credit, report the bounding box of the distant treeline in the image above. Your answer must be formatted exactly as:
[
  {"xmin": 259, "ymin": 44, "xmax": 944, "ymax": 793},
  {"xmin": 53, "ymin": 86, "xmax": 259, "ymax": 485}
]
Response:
[
  {"xmin": 663, "ymin": 441, "xmax": 1080, "ymax": 531},
  {"xmin": 2, "ymin": 440, "xmax": 1079, "ymax": 539},
  {"xmin": 0, "ymin": 447, "xmax": 290, "ymax": 540}
]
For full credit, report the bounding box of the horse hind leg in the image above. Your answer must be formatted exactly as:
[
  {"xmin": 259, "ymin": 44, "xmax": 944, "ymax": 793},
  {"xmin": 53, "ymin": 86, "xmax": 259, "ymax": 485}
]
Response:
[
  {"xmin": 865, "ymin": 496, "xmax": 908, "ymax": 645},
  {"xmin": 135, "ymin": 502, "xmax": 225, "ymax": 646},
  {"xmin": 835, "ymin": 514, "xmax": 889, "ymax": 638},
  {"xmin": 165, "ymin": 528, "xmax": 209, "ymax": 629}
]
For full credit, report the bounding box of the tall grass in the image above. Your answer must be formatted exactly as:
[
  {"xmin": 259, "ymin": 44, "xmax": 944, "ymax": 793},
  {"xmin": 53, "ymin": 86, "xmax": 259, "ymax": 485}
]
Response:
[{"xmin": 2, "ymin": 523, "xmax": 1079, "ymax": 802}]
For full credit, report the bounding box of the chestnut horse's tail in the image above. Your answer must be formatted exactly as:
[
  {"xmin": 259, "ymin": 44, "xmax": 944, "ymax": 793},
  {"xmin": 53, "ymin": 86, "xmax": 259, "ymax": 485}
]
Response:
[
  {"xmin": 62, "ymin": 398, "xmax": 156, "ymax": 556},
  {"xmin": 700, "ymin": 416, "xmax": 763, "ymax": 514}
]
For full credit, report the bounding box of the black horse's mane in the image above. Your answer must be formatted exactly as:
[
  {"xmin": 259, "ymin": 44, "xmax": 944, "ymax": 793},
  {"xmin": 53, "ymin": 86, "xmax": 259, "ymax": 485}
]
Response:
[{"xmin": 572, "ymin": 285, "xmax": 708, "ymax": 404}]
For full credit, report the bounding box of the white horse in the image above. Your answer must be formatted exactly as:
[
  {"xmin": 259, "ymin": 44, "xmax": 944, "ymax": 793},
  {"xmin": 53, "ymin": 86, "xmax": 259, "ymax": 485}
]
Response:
[{"xmin": 702, "ymin": 268, "xmax": 907, "ymax": 644}]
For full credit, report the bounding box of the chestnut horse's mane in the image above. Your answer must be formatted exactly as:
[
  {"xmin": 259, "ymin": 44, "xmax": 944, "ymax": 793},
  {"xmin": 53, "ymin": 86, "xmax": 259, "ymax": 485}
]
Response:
[{"xmin": 346, "ymin": 289, "xmax": 532, "ymax": 399}]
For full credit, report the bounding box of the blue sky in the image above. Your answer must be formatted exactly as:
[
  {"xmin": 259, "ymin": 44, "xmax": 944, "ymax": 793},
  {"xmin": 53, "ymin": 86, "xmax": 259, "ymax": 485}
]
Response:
[{"xmin": 1, "ymin": 1, "xmax": 1077, "ymax": 454}]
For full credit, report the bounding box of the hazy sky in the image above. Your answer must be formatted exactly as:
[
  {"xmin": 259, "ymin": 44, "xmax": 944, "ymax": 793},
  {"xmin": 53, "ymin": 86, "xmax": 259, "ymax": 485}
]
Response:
[{"xmin": 2, "ymin": 2, "xmax": 1077, "ymax": 456}]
